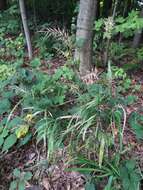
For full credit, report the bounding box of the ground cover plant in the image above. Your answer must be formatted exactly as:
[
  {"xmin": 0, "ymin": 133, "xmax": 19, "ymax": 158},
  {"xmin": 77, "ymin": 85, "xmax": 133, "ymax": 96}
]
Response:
[{"xmin": 0, "ymin": 0, "xmax": 143, "ymax": 190}]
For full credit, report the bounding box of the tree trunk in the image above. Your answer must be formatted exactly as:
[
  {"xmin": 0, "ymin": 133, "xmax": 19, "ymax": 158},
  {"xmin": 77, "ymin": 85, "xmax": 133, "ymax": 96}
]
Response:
[
  {"xmin": 96, "ymin": 0, "xmax": 100, "ymax": 19},
  {"xmin": 74, "ymin": 0, "xmax": 97, "ymax": 76},
  {"xmin": 19, "ymin": 0, "xmax": 33, "ymax": 59},
  {"xmin": 132, "ymin": 8, "xmax": 143, "ymax": 48},
  {"xmin": 124, "ymin": 0, "xmax": 132, "ymax": 17},
  {"xmin": 102, "ymin": 0, "xmax": 112, "ymax": 17},
  {"xmin": 0, "ymin": 0, "xmax": 7, "ymax": 10}
]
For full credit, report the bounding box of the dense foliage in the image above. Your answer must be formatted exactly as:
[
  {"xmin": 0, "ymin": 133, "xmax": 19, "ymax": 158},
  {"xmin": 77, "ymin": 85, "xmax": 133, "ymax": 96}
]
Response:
[{"xmin": 0, "ymin": 0, "xmax": 143, "ymax": 189}]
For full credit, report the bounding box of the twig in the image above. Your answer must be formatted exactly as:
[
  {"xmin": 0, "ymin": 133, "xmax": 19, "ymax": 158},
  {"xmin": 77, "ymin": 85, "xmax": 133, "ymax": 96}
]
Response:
[{"xmin": 5, "ymin": 99, "xmax": 23, "ymax": 128}]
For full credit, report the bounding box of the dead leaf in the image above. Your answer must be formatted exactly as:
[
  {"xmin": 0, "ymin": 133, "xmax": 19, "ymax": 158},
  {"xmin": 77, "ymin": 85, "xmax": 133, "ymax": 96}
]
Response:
[{"xmin": 42, "ymin": 178, "xmax": 51, "ymax": 190}]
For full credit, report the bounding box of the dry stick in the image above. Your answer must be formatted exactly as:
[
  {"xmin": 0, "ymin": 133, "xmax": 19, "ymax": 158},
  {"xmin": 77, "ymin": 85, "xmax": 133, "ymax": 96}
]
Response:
[
  {"xmin": 5, "ymin": 99, "xmax": 23, "ymax": 128},
  {"xmin": 104, "ymin": 0, "xmax": 118, "ymax": 66},
  {"xmin": 19, "ymin": 0, "xmax": 33, "ymax": 59}
]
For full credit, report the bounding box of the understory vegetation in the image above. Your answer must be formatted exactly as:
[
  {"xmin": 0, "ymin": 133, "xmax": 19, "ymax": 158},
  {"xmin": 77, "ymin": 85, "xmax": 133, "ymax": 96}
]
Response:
[{"xmin": 0, "ymin": 1, "xmax": 143, "ymax": 190}]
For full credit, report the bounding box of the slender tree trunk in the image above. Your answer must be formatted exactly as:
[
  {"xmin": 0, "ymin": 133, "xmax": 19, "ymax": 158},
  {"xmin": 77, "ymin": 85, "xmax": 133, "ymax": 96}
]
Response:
[
  {"xmin": 0, "ymin": 0, "xmax": 7, "ymax": 10},
  {"xmin": 96, "ymin": 0, "xmax": 100, "ymax": 19},
  {"xmin": 102, "ymin": 0, "xmax": 112, "ymax": 17},
  {"xmin": 19, "ymin": 0, "xmax": 33, "ymax": 59},
  {"xmin": 132, "ymin": 8, "xmax": 143, "ymax": 48},
  {"xmin": 124, "ymin": 0, "xmax": 132, "ymax": 17},
  {"xmin": 74, "ymin": 0, "xmax": 97, "ymax": 76}
]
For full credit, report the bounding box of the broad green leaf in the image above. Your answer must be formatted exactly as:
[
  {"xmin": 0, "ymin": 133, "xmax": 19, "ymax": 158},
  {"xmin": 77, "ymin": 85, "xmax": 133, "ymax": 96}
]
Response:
[
  {"xmin": 125, "ymin": 95, "xmax": 137, "ymax": 105},
  {"xmin": 18, "ymin": 180, "xmax": 25, "ymax": 190},
  {"xmin": 1, "ymin": 128, "xmax": 9, "ymax": 138},
  {"xmin": 13, "ymin": 168, "xmax": 21, "ymax": 177},
  {"xmin": 120, "ymin": 160, "xmax": 140, "ymax": 190},
  {"xmin": 116, "ymin": 16, "xmax": 125, "ymax": 24},
  {"xmin": 2, "ymin": 90, "xmax": 15, "ymax": 99},
  {"xmin": 0, "ymin": 118, "xmax": 7, "ymax": 130},
  {"xmin": 126, "ymin": 160, "xmax": 136, "ymax": 171},
  {"xmin": 95, "ymin": 18, "xmax": 104, "ymax": 31},
  {"xmin": 85, "ymin": 182, "xmax": 96, "ymax": 190},
  {"xmin": 8, "ymin": 117, "xmax": 23, "ymax": 129},
  {"xmin": 0, "ymin": 98, "xmax": 11, "ymax": 114},
  {"xmin": 0, "ymin": 136, "xmax": 4, "ymax": 147},
  {"xmin": 30, "ymin": 58, "xmax": 41, "ymax": 68},
  {"xmin": 24, "ymin": 171, "xmax": 32, "ymax": 180},
  {"xmin": 2, "ymin": 134, "xmax": 17, "ymax": 151},
  {"xmin": 9, "ymin": 180, "xmax": 17, "ymax": 190},
  {"xmin": 18, "ymin": 133, "xmax": 32, "ymax": 147}
]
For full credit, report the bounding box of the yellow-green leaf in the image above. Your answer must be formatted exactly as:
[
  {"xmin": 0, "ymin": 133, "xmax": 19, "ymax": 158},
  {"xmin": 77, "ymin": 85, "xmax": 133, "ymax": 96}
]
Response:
[{"xmin": 16, "ymin": 125, "xmax": 29, "ymax": 139}]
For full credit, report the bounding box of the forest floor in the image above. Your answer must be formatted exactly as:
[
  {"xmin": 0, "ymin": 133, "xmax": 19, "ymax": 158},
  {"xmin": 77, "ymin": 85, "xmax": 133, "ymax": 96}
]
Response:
[
  {"xmin": 0, "ymin": 57, "xmax": 85, "ymax": 190},
  {"xmin": 0, "ymin": 54, "xmax": 143, "ymax": 190}
]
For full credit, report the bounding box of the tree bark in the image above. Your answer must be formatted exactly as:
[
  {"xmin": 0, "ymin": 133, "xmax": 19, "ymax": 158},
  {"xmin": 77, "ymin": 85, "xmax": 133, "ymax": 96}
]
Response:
[
  {"xmin": 96, "ymin": 0, "xmax": 100, "ymax": 19},
  {"xmin": 74, "ymin": 0, "xmax": 97, "ymax": 76},
  {"xmin": 19, "ymin": 0, "xmax": 33, "ymax": 59},
  {"xmin": 124, "ymin": 0, "xmax": 132, "ymax": 17},
  {"xmin": 102, "ymin": 0, "xmax": 112, "ymax": 17},
  {"xmin": 132, "ymin": 8, "xmax": 143, "ymax": 48},
  {"xmin": 0, "ymin": 0, "xmax": 7, "ymax": 10}
]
